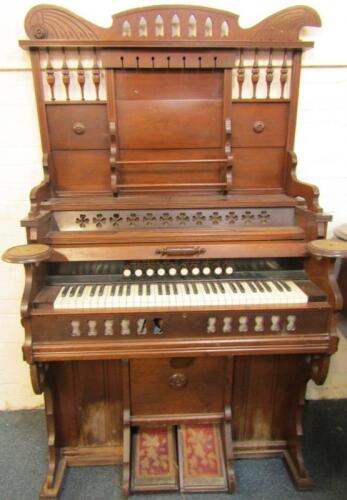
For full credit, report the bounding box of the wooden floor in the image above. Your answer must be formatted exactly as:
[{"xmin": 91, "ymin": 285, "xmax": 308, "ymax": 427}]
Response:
[{"xmin": 0, "ymin": 399, "xmax": 347, "ymax": 500}]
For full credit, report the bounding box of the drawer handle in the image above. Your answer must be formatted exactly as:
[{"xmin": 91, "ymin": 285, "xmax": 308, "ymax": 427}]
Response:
[
  {"xmin": 168, "ymin": 373, "xmax": 187, "ymax": 389},
  {"xmin": 253, "ymin": 120, "xmax": 265, "ymax": 133},
  {"xmin": 156, "ymin": 246, "xmax": 206, "ymax": 256},
  {"xmin": 73, "ymin": 121, "xmax": 86, "ymax": 135}
]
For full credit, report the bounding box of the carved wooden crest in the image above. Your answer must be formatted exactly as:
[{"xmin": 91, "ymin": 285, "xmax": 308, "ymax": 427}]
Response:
[{"xmin": 23, "ymin": 4, "xmax": 320, "ymax": 47}]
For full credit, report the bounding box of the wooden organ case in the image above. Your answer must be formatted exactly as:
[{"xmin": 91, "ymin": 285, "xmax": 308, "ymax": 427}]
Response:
[{"xmin": 4, "ymin": 4, "xmax": 347, "ymax": 498}]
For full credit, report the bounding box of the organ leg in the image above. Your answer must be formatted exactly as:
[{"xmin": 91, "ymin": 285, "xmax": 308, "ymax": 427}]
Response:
[
  {"xmin": 283, "ymin": 384, "xmax": 313, "ymax": 489},
  {"xmin": 121, "ymin": 360, "xmax": 131, "ymax": 496},
  {"xmin": 223, "ymin": 356, "xmax": 236, "ymax": 493},
  {"xmin": 30, "ymin": 363, "xmax": 67, "ymax": 499}
]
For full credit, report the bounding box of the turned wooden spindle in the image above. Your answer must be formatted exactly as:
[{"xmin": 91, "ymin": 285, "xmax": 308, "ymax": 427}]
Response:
[
  {"xmin": 61, "ymin": 48, "xmax": 70, "ymax": 101},
  {"xmin": 280, "ymin": 49, "xmax": 288, "ymax": 99},
  {"xmin": 77, "ymin": 48, "xmax": 86, "ymax": 101},
  {"xmin": 251, "ymin": 49, "xmax": 259, "ymax": 99},
  {"xmin": 266, "ymin": 49, "xmax": 274, "ymax": 99},
  {"xmin": 237, "ymin": 49, "xmax": 245, "ymax": 99},
  {"xmin": 92, "ymin": 49, "xmax": 101, "ymax": 101},
  {"xmin": 46, "ymin": 48, "xmax": 55, "ymax": 101}
]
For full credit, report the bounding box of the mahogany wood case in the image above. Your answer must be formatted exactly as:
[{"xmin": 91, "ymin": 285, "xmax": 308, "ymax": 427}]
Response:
[{"xmin": 3, "ymin": 3, "xmax": 346, "ymax": 498}]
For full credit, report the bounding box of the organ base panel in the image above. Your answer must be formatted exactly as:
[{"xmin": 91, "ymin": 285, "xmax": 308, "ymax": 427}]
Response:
[{"xmin": 4, "ymin": 2, "xmax": 344, "ymax": 499}]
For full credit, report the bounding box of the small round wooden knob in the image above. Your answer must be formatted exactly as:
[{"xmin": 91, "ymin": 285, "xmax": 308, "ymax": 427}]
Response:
[
  {"xmin": 72, "ymin": 122, "xmax": 86, "ymax": 135},
  {"xmin": 168, "ymin": 373, "xmax": 187, "ymax": 389},
  {"xmin": 2, "ymin": 244, "xmax": 52, "ymax": 264},
  {"xmin": 253, "ymin": 121, "xmax": 265, "ymax": 133}
]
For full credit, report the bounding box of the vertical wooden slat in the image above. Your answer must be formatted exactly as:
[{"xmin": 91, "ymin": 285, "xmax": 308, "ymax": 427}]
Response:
[
  {"xmin": 61, "ymin": 48, "xmax": 70, "ymax": 101},
  {"xmin": 266, "ymin": 49, "xmax": 274, "ymax": 99},
  {"xmin": 286, "ymin": 50, "xmax": 302, "ymax": 150},
  {"xmin": 77, "ymin": 48, "xmax": 86, "ymax": 101},
  {"xmin": 223, "ymin": 68, "xmax": 233, "ymax": 193},
  {"xmin": 92, "ymin": 48, "xmax": 101, "ymax": 101},
  {"xmin": 251, "ymin": 48, "xmax": 259, "ymax": 99},
  {"xmin": 237, "ymin": 49, "xmax": 245, "ymax": 99},
  {"xmin": 46, "ymin": 48, "xmax": 55, "ymax": 101},
  {"xmin": 106, "ymin": 69, "xmax": 119, "ymax": 194},
  {"xmin": 280, "ymin": 49, "xmax": 288, "ymax": 99},
  {"xmin": 29, "ymin": 49, "xmax": 54, "ymax": 203}
]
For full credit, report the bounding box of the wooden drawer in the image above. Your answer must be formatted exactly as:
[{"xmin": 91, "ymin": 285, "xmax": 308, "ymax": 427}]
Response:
[
  {"xmin": 130, "ymin": 357, "xmax": 225, "ymax": 416},
  {"xmin": 47, "ymin": 104, "xmax": 109, "ymax": 150},
  {"xmin": 231, "ymin": 102, "xmax": 288, "ymax": 147}
]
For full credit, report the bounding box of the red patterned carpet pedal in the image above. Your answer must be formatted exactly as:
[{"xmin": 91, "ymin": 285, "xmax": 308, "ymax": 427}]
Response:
[
  {"xmin": 131, "ymin": 426, "xmax": 179, "ymax": 492},
  {"xmin": 178, "ymin": 423, "xmax": 228, "ymax": 492}
]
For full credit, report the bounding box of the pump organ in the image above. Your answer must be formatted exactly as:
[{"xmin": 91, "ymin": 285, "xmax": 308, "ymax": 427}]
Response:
[{"xmin": 3, "ymin": 4, "xmax": 347, "ymax": 498}]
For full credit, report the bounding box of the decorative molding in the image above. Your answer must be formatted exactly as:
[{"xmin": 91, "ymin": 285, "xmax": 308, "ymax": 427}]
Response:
[{"xmin": 23, "ymin": 5, "xmax": 321, "ymax": 47}]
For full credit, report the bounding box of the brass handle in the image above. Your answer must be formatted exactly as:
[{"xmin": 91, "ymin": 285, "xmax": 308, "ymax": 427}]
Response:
[
  {"xmin": 156, "ymin": 246, "xmax": 206, "ymax": 256},
  {"xmin": 168, "ymin": 373, "xmax": 187, "ymax": 389},
  {"xmin": 253, "ymin": 120, "xmax": 265, "ymax": 133},
  {"xmin": 73, "ymin": 122, "xmax": 86, "ymax": 135}
]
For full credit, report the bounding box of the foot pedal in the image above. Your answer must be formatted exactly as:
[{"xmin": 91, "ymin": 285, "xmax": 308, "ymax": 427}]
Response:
[
  {"xmin": 178, "ymin": 423, "xmax": 228, "ymax": 492},
  {"xmin": 131, "ymin": 426, "xmax": 179, "ymax": 492}
]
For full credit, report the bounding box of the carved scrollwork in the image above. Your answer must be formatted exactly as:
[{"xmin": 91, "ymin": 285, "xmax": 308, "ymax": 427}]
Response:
[
  {"xmin": 309, "ymin": 354, "xmax": 331, "ymax": 385},
  {"xmin": 24, "ymin": 5, "xmax": 320, "ymax": 44},
  {"xmin": 30, "ymin": 363, "xmax": 46, "ymax": 394}
]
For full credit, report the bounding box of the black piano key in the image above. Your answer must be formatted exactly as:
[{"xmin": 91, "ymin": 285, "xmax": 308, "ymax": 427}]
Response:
[
  {"xmin": 184, "ymin": 283, "xmax": 190, "ymax": 294},
  {"xmin": 173, "ymin": 283, "xmax": 178, "ymax": 295},
  {"xmin": 274, "ymin": 281, "xmax": 284, "ymax": 292},
  {"xmin": 77, "ymin": 285, "xmax": 84, "ymax": 297},
  {"xmin": 110, "ymin": 285, "xmax": 116, "ymax": 296},
  {"xmin": 90, "ymin": 285, "xmax": 97, "ymax": 297},
  {"xmin": 203, "ymin": 282, "xmax": 210, "ymax": 293},
  {"xmin": 165, "ymin": 283, "xmax": 170, "ymax": 295},
  {"xmin": 98, "ymin": 285, "xmax": 105, "ymax": 296},
  {"xmin": 236, "ymin": 282, "xmax": 245, "ymax": 293},
  {"xmin": 126, "ymin": 284, "xmax": 131, "ymax": 296},
  {"xmin": 255, "ymin": 281, "xmax": 264, "ymax": 292},
  {"xmin": 146, "ymin": 284, "xmax": 151, "ymax": 296},
  {"xmin": 117, "ymin": 284, "xmax": 124, "ymax": 296},
  {"xmin": 248, "ymin": 281, "xmax": 257, "ymax": 293},
  {"xmin": 280, "ymin": 280, "xmax": 291, "ymax": 292},
  {"xmin": 209, "ymin": 282, "xmax": 218, "ymax": 294},
  {"xmin": 61, "ymin": 286, "xmax": 68, "ymax": 297},
  {"xmin": 139, "ymin": 284, "xmax": 143, "ymax": 296},
  {"xmin": 228, "ymin": 282, "xmax": 237, "ymax": 293},
  {"xmin": 69, "ymin": 285, "xmax": 77, "ymax": 297},
  {"xmin": 191, "ymin": 283, "xmax": 198, "ymax": 294},
  {"xmin": 217, "ymin": 282, "xmax": 226, "ymax": 294},
  {"xmin": 158, "ymin": 283, "xmax": 163, "ymax": 295},
  {"xmin": 263, "ymin": 281, "xmax": 272, "ymax": 292}
]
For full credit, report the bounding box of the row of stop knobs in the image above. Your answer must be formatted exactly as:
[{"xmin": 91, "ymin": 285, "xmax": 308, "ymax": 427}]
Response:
[{"xmin": 122, "ymin": 265, "xmax": 234, "ymax": 278}]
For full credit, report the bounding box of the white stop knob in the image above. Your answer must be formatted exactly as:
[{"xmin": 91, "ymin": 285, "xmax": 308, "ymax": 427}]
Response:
[
  {"xmin": 192, "ymin": 267, "xmax": 200, "ymax": 276},
  {"xmin": 123, "ymin": 268, "xmax": 131, "ymax": 277},
  {"xmin": 225, "ymin": 266, "xmax": 234, "ymax": 275},
  {"xmin": 146, "ymin": 268, "xmax": 154, "ymax": 277},
  {"xmin": 214, "ymin": 267, "xmax": 222, "ymax": 275},
  {"xmin": 135, "ymin": 269, "xmax": 143, "ymax": 277},
  {"xmin": 168, "ymin": 267, "xmax": 177, "ymax": 276},
  {"xmin": 157, "ymin": 268, "xmax": 166, "ymax": 276},
  {"xmin": 202, "ymin": 267, "xmax": 211, "ymax": 276}
]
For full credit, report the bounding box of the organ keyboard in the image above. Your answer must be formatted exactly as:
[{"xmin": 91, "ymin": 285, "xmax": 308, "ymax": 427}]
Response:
[
  {"xmin": 3, "ymin": 3, "xmax": 347, "ymax": 498},
  {"xmin": 53, "ymin": 279, "xmax": 309, "ymax": 309}
]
